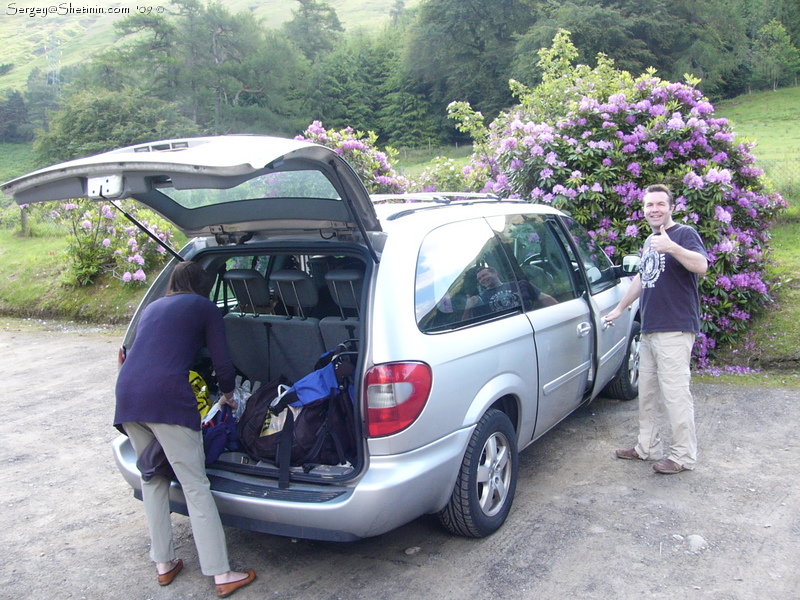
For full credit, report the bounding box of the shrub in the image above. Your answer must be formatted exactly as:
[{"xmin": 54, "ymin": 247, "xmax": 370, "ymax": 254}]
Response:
[
  {"xmin": 408, "ymin": 156, "xmax": 472, "ymax": 193},
  {"xmin": 296, "ymin": 121, "xmax": 408, "ymax": 194},
  {"xmin": 48, "ymin": 200, "xmax": 175, "ymax": 286},
  {"xmin": 449, "ymin": 31, "xmax": 786, "ymax": 366}
]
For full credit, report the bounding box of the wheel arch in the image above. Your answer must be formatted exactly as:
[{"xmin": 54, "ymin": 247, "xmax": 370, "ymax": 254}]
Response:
[
  {"xmin": 461, "ymin": 373, "xmax": 528, "ymax": 439},
  {"xmin": 490, "ymin": 394, "xmax": 520, "ymax": 437}
]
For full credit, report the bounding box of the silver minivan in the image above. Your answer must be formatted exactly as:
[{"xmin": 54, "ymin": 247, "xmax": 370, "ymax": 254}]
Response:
[{"xmin": 2, "ymin": 135, "xmax": 640, "ymax": 540}]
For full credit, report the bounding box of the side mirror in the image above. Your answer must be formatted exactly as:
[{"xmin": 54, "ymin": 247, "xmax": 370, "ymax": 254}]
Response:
[
  {"xmin": 621, "ymin": 254, "xmax": 640, "ymax": 275},
  {"xmin": 612, "ymin": 255, "xmax": 640, "ymax": 278}
]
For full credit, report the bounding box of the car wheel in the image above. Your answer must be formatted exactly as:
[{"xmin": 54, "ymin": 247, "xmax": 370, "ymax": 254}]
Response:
[
  {"xmin": 439, "ymin": 409, "xmax": 518, "ymax": 538},
  {"xmin": 604, "ymin": 319, "xmax": 641, "ymax": 401}
]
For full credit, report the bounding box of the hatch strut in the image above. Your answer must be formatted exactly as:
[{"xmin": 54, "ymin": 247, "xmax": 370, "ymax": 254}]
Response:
[
  {"xmin": 107, "ymin": 200, "xmax": 184, "ymax": 262},
  {"xmin": 330, "ymin": 162, "xmax": 380, "ymax": 264}
]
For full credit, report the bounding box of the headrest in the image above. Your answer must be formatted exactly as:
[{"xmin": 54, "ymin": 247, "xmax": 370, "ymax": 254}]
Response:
[
  {"xmin": 223, "ymin": 269, "xmax": 270, "ymax": 314},
  {"xmin": 270, "ymin": 270, "xmax": 319, "ymax": 310},
  {"xmin": 324, "ymin": 269, "xmax": 363, "ymax": 310}
]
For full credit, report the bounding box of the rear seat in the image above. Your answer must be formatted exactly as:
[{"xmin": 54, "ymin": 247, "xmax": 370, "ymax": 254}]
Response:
[
  {"xmin": 320, "ymin": 269, "xmax": 363, "ymax": 349},
  {"xmin": 258, "ymin": 270, "xmax": 326, "ymax": 383},
  {"xmin": 222, "ymin": 269, "xmax": 273, "ymax": 384},
  {"xmin": 224, "ymin": 269, "xmax": 272, "ymax": 315},
  {"xmin": 222, "ymin": 267, "xmax": 352, "ymax": 385}
]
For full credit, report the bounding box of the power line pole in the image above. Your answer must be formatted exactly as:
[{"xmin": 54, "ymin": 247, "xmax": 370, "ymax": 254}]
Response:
[{"xmin": 45, "ymin": 35, "xmax": 61, "ymax": 90}]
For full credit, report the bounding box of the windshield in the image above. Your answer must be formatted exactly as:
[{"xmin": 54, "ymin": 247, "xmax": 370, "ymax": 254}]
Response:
[{"xmin": 164, "ymin": 170, "xmax": 340, "ymax": 209}]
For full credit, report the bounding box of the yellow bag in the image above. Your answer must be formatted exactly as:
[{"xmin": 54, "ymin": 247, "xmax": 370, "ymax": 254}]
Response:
[{"xmin": 190, "ymin": 370, "xmax": 213, "ymax": 418}]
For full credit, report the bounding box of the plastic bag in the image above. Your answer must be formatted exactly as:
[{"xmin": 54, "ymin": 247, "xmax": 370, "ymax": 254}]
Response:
[{"xmin": 202, "ymin": 377, "xmax": 253, "ymax": 425}]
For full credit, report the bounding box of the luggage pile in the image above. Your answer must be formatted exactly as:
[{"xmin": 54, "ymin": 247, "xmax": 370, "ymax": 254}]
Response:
[{"xmin": 234, "ymin": 342, "xmax": 358, "ymax": 488}]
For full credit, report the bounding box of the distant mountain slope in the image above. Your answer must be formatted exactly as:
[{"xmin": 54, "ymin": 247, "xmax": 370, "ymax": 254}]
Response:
[{"xmin": 0, "ymin": 0, "xmax": 414, "ymax": 90}]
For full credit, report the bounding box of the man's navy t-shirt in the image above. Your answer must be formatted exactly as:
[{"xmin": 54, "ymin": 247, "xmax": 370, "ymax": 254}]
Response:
[{"xmin": 639, "ymin": 223, "xmax": 707, "ymax": 335}]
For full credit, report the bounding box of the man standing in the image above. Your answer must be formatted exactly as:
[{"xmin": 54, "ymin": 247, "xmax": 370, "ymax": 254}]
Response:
[{"xmin": 604, "ymin": 184, "xmax": 708, "ymax": 474}]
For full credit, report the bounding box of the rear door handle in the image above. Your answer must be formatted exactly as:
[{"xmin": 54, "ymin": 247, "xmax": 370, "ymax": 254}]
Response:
[{"xmin": 577, "ymin": 322, "xmax": 592, "ymax": 337}]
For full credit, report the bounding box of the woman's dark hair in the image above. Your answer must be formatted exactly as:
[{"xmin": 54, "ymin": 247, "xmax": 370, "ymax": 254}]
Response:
[{"xmin": 166, "ymin": 261, "xmax": 213, "ymax": 297}]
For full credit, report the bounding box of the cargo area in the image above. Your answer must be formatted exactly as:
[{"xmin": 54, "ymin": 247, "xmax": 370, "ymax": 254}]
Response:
[{"xmin": 181, "ymin": 247, "xmax": 369, "ymax": 486}]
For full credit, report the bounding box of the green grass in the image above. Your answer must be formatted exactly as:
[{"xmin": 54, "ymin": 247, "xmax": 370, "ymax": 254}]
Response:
[
  {"xmin": 693, "ymin": 370, "xmax": 800, "ymax": 387},
  {"xmin": 715, "ymin": 87, "xmax": 800, "ymax": 214},
  {"xmin": 0, "ymin": 144, "xmax": 36, "ymax": 194},
  {"xmin": 394, "ymin": 144, "xmax": 474, "ymax": 177},
  {"xmin": 699, "ymin": 220, "xmax": 800, "ymax": 380},
  {"xmin": 0, "ymin": 229, "xmax": 150, "ymax": 324},
  {"xmin": 716, "ymin": 87, "xmax": 800, "ymax": 160}
]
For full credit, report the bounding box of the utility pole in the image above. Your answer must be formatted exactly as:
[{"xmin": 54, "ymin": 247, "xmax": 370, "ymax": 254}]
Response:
[{"xmin": 45, "ymin": 35, "xmax": 61, "ymax": 90}]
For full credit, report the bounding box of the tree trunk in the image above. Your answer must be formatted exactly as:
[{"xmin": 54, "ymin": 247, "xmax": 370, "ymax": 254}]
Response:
[{"xmin": 19, "ymin": 206, "xmax": 30, "ymax": 237}]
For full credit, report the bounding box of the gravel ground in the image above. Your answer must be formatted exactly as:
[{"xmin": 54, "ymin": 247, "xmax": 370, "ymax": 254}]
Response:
[{"xmin": 1, "ymin": 318, "xmax": 798, "ymax": 600}]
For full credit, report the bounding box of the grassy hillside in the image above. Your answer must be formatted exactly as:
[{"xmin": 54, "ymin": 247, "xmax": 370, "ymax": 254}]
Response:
[
  {"xmin": 0, "ymin": 143, "xmax": 35, "ymax": 190},
  {"xmin": 715, "ymin": 87, "xmax": 800, "ymax": 160},
  {"xmin": 0, "ymin": 0, "xmax": 419, "ymax": 91},
  {"xmin": 715, "ymin": 86, "xmax": 800, "ymax": 208}
]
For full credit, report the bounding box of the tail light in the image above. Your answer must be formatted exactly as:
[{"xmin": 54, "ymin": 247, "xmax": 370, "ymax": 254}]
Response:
[
  {"xmin": 118, "ymin": 346, "xmax": 126, "ymax": 365},
  {"xmin": 364, "ymin": 362, "xmax": 432, "ymax": 437}
]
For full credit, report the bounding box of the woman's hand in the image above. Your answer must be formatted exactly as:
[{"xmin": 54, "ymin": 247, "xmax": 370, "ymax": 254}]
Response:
[{"xmin": 219, "ymin": 393, "xmax": 237, "ymax": 410}]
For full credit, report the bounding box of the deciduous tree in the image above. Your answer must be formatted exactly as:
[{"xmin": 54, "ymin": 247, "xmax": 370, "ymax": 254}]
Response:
[
  {"xmin": 749, "ymin": 19, "xmax": 800, "ymax": 90},
  {"xmin": 33, "ymin": 89, "xmax": 199, "ymax": 165}
]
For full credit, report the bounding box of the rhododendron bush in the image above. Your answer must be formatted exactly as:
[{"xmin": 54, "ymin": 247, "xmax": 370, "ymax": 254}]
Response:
[
  {"xmin": 296, "ymin": 121, "xmax": 408, "ymax": 194},
  {"xmin": 51, "ymin": 200, "xmax": 175, "ymax": 286},
  {"xmin": 448, "ymin": 31, "xmax": 786, "ymax": 366}
]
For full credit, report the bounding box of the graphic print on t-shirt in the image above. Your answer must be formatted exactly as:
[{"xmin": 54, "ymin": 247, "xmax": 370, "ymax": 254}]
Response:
[
  {"xmin": 640, "ymin": 245, "xmax": 665, "ymax": 289},
  {"xmin": 485, "ymin": 286, "xmax": 520, "ymax": 312}
]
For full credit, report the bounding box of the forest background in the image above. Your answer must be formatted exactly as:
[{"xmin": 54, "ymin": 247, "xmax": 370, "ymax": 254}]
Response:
[{"xmin": 0, "ymin": 0, "xmax": 799, "ymax": 152}]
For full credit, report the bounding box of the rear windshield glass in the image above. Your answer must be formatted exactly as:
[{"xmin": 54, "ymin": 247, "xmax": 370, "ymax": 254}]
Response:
[{"xmin": 164, "ymin": 171, "xmax": 339, "ymax": 208}]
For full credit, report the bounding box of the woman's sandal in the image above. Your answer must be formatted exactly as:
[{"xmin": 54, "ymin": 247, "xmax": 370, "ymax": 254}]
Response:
[{"xmin": 157, "ymin": 558, "xmax": 183, "ymax": 586}]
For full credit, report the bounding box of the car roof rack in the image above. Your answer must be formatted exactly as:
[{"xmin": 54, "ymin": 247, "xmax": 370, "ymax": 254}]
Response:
[
  {"xmin": 372, "ymin": 192, "xmax": 504, "ymax": 205},
  {"xmin": 372, "ymin": 192, "xmax": 526, "ymax": 220}
]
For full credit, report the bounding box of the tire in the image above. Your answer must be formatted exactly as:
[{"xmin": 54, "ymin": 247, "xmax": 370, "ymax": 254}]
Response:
[
  {"xmin": 603, "ymin": 319, "xmax": 641, "ymax": 401},
  {"xmin": 439, "ymin": 409, "xmax": 518, "ymax": 538}
]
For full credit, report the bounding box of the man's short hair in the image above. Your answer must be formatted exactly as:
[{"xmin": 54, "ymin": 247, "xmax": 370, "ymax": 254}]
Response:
[{"xmin": 645, "ymin": 184, "xmax": 674, "ymax": 207}]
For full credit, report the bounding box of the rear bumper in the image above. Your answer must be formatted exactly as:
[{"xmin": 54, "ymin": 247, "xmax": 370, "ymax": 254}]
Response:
[{"xmin": 112, "ymin": 427, "xmax": 472, "ymax": 541}]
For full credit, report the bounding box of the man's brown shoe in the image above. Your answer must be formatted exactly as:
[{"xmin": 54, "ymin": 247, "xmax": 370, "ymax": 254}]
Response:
[
  {"xmin": 615, "ymin": 448, "xmax": 642, "ymax": 460},
  {"xmin": 216, "ymin": 569, "xmax": 256, "ymax": 598},
  {"xmin": 653, "ymin": 459, "xmax": 687, "ymax": 474}
]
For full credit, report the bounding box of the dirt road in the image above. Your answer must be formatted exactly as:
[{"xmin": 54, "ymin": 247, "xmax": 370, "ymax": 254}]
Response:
[{"xmin": 1, "ymin": 318, "xmax": 798, "ymax": 600}]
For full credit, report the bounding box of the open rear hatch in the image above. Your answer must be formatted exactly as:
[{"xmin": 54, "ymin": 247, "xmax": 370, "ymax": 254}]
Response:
[
  {"xmin": 2, "ymin": 135, "xmax": 381, "ymax": 257},
  {"xmin": 3, "ymin": 136, "xmax": 377, "ymax": 488}
]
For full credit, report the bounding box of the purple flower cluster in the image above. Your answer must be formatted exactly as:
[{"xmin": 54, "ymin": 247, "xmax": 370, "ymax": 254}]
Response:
[
  {"xmin": 55, "ymin": 200, "xmax": 174, "ymax": 286},
  {"xmin": 297, "ymin": 121, "xmax": 408, "ymax": 194}
]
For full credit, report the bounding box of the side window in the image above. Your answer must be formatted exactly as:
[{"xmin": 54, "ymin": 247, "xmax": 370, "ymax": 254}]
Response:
[
  {"xmin": 559, "ymin": 216, "xmax": 619, "ymax": 295},
  {"xmin": 490, "ymin": 214, "xmax": 579, "ymax": 306},
  {"xmin": 415, "ymin": 219, "xmax": 521, "ymax": 333}
]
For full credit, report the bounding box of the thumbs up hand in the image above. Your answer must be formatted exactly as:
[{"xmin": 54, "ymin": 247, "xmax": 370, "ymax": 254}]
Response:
[{"xmin": 650, "ymin": 224, "xmax": 675, "ymax": 254}]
